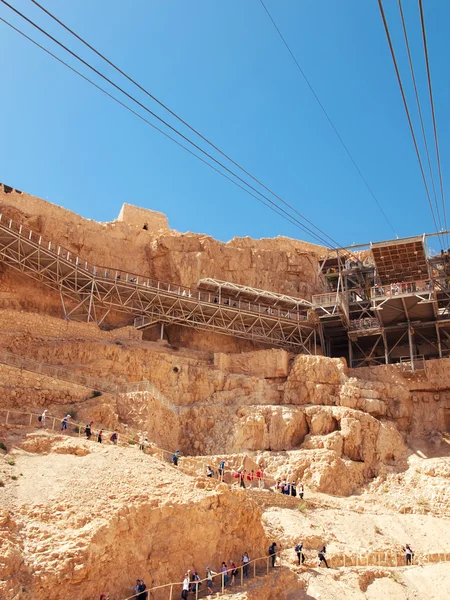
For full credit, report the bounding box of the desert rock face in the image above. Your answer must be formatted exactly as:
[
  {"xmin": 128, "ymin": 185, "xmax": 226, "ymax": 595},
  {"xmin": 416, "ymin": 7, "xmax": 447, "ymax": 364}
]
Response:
[{"xmin": 1, "ymin": 188, "xmax": 450, "ymax": 599}]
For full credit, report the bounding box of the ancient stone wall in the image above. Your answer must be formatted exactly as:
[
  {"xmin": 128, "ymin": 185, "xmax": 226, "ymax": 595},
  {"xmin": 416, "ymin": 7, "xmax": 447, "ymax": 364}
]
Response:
[{"xmin": 117, "ymin": 202, "xmax": 169, "ymax": 231}]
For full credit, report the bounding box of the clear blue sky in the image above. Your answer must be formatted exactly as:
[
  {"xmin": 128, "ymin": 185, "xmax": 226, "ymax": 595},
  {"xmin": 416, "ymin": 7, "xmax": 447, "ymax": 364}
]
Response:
[{"xmin": 0, "ymin": 0, "xmax": 449, "ymax": 246}]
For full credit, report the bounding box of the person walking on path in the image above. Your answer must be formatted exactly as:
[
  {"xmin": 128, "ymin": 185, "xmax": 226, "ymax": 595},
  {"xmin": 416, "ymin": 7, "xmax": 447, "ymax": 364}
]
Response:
[
  {"xmin": 220, "ymin": 562, "xmax": 229, "ymax": 587},
  {"xmin": 318, "ymin": 546, "xmax": 329, "ymax": 568},
  {"xmin": 190, "ymin": 570, "xmax": 201, "ymax": 594},
  {"xmin": 295, "ymin": 542, "xmax": 305, "ymax": 566},
  {"xmin": 110, "ymin": 430, "xmax": 118, "ymax": 445},
  {"xmin": 230, "ymin": 560, "xmax": 237, "ymax": 586},
  {"xmin": 242, "ymin": 552, "xmax": 250, "ymax": 577},
  {"xmin": 137, "ymin": 579, "xmax": 147, "ymax": 600},
  {"xmin": 299, "ymin": 482, "xmax": 304, "ymax": 500},
  {"xmin": 205, "ymin": 567, "xmax": 216, "ymax": 594},
  {"xmin": 39, "ymin": 409, "xmax": 48, "ymax": 427},
  {"xmin": 238, "ymin": 469, "xmax": 246, "ymax": 489},
  {"xmin": 218, "ymin": 459, "xmax": 225, "ymax": 481},
  {"xmin": 85, "ymin": 421, "xmax": 93, "ymax": 440},
  {"xmin": 206, "ymin": 465, "xmax": 214, "ymax": 478},
  {"xmin": 269, "ymin": 542, "xmax": 277, "ymax": 567},
  {"xmin": 403, "ymin": 544, "xmax": 414, "ymax": 565},
  {"xmin": 61, "ymin": 414, "xmax": 71, "ymax": 432},
  {"xmin": 172, "ymin": 450, "xmax": 180, "ymax": 466},
  {"xmin": 97, "ymin": 429, "xmax": 103, "ymax": 443},
  {"xmin": 181, "ymin": 571, "xmax": 190, "ymax": 599}
]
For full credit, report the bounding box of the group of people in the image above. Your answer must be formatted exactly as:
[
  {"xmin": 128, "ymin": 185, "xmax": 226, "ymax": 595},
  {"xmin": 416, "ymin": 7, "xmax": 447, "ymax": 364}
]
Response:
[
  {"xmin": 38, "ymin": 409, "xmax": 119, "ymax": 445},
  {"xmin": 275, "ymin": 479, "xmax": 304, "ymax": 498},
  {"xmin": 110, "ymin": 539, "xmax": 415, "ymax": 599},
  {"xmin": 180, "ymin": 545, "xmax": 278, "ymax": 599}
]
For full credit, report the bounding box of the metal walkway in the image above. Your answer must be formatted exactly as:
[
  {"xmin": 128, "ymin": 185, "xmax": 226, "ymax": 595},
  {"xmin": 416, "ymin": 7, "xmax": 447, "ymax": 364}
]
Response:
[{"xmin": 0, "ymin": 214, "xmax": 316, "ymax": 353}]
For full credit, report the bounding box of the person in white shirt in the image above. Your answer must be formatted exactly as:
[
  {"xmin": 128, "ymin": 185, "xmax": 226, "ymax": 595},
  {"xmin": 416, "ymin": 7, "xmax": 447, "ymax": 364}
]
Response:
[
  {"xmin": 181, "ymin": 571, "xmax": 190, "ymax": 599},
  {"xmin": 40, "ymin": 409, "xmax": 48, "ymax": 427}
]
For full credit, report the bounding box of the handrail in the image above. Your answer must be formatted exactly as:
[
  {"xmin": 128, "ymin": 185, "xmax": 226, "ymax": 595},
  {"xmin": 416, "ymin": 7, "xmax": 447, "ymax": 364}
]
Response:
[
  {"xmin": 0, "ymin": 407, "xmax": 304, "ymax": 492},
  {"xmin": 0, "ymin": 348, "xmax": 119, "ymax": 393},
  {"xmin": 0, "ymin": 349, "xmax": 177, "ymax": 411},
  {"xmin": 119, "ymin": 552, "xmax": 279, "ymax": 600},
  {"xmin": 372, "ymin": 280, "xmax": 433, "ymax": 298},
  {"xmin": 0, "ymin": 407, "xmax": 179, "ymax": 464},
  {"xmin": 0, "ymin": 213, "xmax": 306, "ymax": 323}
]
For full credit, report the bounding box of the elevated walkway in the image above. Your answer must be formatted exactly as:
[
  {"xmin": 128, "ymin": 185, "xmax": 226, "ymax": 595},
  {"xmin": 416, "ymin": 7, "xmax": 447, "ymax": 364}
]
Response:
[{"xmin": 0, "ymin": 214, "xmax": 315, "ymax": 353}]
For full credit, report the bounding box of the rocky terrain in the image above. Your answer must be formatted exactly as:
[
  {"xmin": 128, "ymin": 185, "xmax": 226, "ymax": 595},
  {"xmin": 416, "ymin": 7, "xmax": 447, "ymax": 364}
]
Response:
[{"xmin": 1, "ymin": 185, "xmax": 450, "ymax": 599}]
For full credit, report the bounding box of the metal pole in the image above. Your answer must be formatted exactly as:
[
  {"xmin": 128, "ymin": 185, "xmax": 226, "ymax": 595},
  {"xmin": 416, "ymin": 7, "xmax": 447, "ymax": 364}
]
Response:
[
  {"xmin": 408, "ymin": 324, "xmax": 415, "ymax": 371},
  {"xmin": 266, "ymin": 557, "xmax": 269, "ymax": 575},
  {"xmin": 29, "ymin": 413, "xmax": 33, "ymax": 426},
  {"xmin": 221, "ymin": 572, "xmax": 224, "ymax": 593},
  {"xmin": 160, "ymin": 323, "xmax": 164, "ymax": 340},
  {"xmin": 169, "ymin": 584, "xmax": 173, "ymax": 600},
  {"xmin": 253, "ymin": 560, "xmax": 256, "ymax": 577},
  {"xmin": 240, "ymin": 566, "xmax": 243, "ymax": 586},
  {"xmin": 5, "ymin": 411, "xmax": 9, "ymax": 424}
]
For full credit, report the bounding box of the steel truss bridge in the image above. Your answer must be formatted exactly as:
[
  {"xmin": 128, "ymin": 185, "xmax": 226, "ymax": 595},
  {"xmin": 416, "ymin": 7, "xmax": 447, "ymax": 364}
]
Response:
[{"xmin": 0, "ymin": 214, "xmax": 316, "ymax": 353}]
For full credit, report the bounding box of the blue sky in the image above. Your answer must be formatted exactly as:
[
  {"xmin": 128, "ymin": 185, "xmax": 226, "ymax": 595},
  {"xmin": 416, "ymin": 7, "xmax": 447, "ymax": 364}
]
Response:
[{"xmin": 0, "ymin": 0, "xmax": 449, "ymax": 246}]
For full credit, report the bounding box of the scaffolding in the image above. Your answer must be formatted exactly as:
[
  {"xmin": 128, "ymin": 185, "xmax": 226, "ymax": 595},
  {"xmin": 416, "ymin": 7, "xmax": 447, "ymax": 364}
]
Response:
[
  {"xmin": 1, "ymin": 209, "xmax": 450, "ymax": 368},
  {"xmin": 313, "ymin": 233, "xmax": 450, "ymax": 369}
]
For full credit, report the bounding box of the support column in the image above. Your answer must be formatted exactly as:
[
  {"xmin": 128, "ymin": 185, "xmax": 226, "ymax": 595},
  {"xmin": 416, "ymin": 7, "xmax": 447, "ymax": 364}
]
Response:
[
  {"xmin": 436, "ymin": 324, "xmax": 442, "ymax": 358},
  {"xmin": 382, "ymin": 329, "xmax": 389, "ymax": 365},
  {"xmin": 348, "ymin": 337, "xmax": 353, "ymax": 368},
  {"xmin": 408, "ymin": 324, "xmax": 415, "ymax": 371},
  {"xmin": 160, "ymin": 323, "xmax": 165, "ymax": 340}
]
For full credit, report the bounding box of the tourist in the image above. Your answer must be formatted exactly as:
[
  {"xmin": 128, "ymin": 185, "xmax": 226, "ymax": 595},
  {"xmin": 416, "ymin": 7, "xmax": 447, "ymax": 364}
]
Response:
[
  {"xmin": 295, "ymin": 542, "xmax": 305, "ymax": 565},
  {"xmin": 39, "ymin": 409, "xmax": 48, "ymax": 427},
  {"xmin": 181, "ymin": 571, "xmax": 190, "ymax": 599},
  {"xmin": 218, "ymin": 459, "xmax": 225, "ymax": 481},
  {"xmin": 85, "ymin": 421, "xmax": 93, "ymax": 440},
  {"xmin": 137, "ymin": 579, "xmax": 147, "ymax": 600},
  {"xmin": 172, "ymin": 450, "xmax": 180, "ymax": 466},
  {"xmin": 242, "ymin": 552, "xmax": 250, "ymax": 577},
  {"xmin": 139, "ymin": 434, "xmax": 145, "ymax": 451},
  {"xmin": 256, "ymin": 467, "xmax": 264, "ymax": 488},
  {"xmin": 247, "ymin": 469, "xmax": 255, "ymax": 487},
  {"xmin": 220, "ymin": 562, "xmax": 229, "ymax": 586},
  {"xmin": 238, "ymin": 469, "xmax": 246, "ymax": 489},
  {"xmin": 97, "ymin": 429, "xmax": 103, "ymax": 443},
  {"xmin": 61, "ymin": 414, "xmax": 71, "ymax": 432},
  {"xmin": 205, "ymin": 567, "xmax": 216, "ymax": 594},
  {"xmin": 110, "ymin": 430, "xmax": 118, "ymax": 445},
  {"xmin": 403, "ymin": 544, "xmax": 414, "ymax": 565},
  {"xmin": 190, "ymin": 570, "xmax": 201, "ymax": 594},
  {"xmin": 268, "ymin": 542, "xmax": 277, "ymax": 567},
  {"xmin": 290, "ymin": 481, "xmax": 297, "ymax": 497},
  {"xmin": 206, "ymin": 465, "xmax": 214, "ymax": 478},
  {"xmin": 298, "ymin": 483, "xmax": 304, "ymax": 499},
  {"xmin": 318, "ymin": 546, "xmax": 329, "ymax": 568},
  {"xmin": 229, "ymin": 560, "xmax": 237, "ymax": 586}
]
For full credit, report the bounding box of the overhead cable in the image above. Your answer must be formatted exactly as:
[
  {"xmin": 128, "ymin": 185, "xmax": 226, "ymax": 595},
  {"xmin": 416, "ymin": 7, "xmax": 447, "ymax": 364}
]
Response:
[
  {"xmin": 0, "ymin": 15, "xmax": 326, "ymax": 244},
  {"xmin": 397, "ymin": 0, "xmax": 442, "ymax": 234},
  {"xmin": 418, "ymin": 0, "xmax": 448, "ymax": 244},
  {"xmin": 25, "ymin": 0, "xmax": 342, "ymax": 248},
  {"xmin": 259, "ymin": 0, "xmax": 398, "ymax": 238},
  {"xmin": 377, "ymin": 0, "xmax": 443, "ymax": 247}
]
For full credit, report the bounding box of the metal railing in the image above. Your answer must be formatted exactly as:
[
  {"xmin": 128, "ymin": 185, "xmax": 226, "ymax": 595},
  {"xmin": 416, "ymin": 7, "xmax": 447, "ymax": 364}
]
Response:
[
  {"xmin": 0, "ymin": 348, "xmax": 118, "ymax": 393},
  {"xmin": 372, "ymin": 280, "xmax": 433, "ymax": 298},
  {"xmin": 0, "ymin": 349, "xmax": 178, "ymax": 411},
  {"xmin": 349, "ymin": 317, "xmax": 380, "ymax": 331},
  {"xmin": 120, "ymin": 553, "xmax": 280, "ymax": 600}
]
